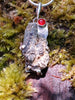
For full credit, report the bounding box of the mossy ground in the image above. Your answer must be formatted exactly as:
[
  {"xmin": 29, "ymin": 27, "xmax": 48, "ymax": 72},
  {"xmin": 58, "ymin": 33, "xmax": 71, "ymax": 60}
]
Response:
[{"xmin": 0, "ymin": 0, "xmax": 75, "ymax": 99}]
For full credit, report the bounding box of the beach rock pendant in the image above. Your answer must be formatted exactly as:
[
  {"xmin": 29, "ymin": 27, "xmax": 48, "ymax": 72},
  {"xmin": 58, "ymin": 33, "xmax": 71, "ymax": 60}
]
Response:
[{"xmin": 20, "ymin": 20, "xmax": 49, "ymax": 75}]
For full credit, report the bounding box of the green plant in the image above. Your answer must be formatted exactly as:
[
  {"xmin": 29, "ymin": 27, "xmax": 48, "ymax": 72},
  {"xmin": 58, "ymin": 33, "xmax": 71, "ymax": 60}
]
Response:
[
  {"xmin": 0, "ymin": 0, "xmax": 34, "ymax": 70},
  {"xmin": 52, "ymin": 0, "xmax": 75, "ymax": 20},
  {"xmin": 0, "ymin": 17, "xmax": 24, "ymax": 70},
  {"xmin": 0, "ymin": 2, "xmax": 35, "ymax": 99},
  {"xmin": 0, "ymin": 63, "xmax": 34, "ymax": 100}
]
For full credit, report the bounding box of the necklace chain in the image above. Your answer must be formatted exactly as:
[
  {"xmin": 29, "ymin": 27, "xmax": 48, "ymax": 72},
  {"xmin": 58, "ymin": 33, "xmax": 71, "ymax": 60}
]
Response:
[{"xmin": 28, "ymin": 0, "xmax": 54, "ymax": 7}]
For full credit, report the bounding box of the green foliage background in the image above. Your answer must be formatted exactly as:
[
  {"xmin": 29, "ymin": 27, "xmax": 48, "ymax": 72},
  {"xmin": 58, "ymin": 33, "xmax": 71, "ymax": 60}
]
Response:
[
  {"xmin": 0, "ymin": 0, "xmax": 75, "ymax": 99},
  {"xmin": 0, "ymin": 63, "xmax": 34, "ymax": 100}
]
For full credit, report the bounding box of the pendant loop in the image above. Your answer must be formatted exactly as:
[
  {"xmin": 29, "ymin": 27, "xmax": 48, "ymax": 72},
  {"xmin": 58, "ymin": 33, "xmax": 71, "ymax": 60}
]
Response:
[{"xmin": 28, "ymin": 0, "xmax": 54, "ymax": 7}]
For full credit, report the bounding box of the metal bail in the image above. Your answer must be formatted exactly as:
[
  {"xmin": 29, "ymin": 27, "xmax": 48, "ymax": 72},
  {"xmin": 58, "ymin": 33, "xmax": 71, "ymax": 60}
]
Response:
[
  {"xmin": 37, "ymin": 22, "xmax": 48, "ymax": 39},
  {"xmin": 37, "ymin": 2, "xmax": 42, "ymax": 19}
]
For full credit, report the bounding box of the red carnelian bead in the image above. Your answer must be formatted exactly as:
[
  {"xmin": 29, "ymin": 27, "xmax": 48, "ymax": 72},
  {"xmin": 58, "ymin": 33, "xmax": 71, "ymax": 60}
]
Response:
[{"xmin": 38, "ymin": 18, "xmax": 46, "ymax": 26}]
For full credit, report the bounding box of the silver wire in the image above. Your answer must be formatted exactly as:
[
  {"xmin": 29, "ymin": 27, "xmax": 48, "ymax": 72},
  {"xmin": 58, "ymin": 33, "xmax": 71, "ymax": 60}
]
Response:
[
  {"xmin": 28, "ymin": 0, "xmax": 54, "ymax": 7},
  {"xmin": 37, "ymin": 2, "xmax": 42, "ymax": 19}
]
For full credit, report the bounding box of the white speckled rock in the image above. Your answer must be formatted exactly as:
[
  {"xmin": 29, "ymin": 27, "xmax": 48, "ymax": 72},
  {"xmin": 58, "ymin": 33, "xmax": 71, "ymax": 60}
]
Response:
[{"xmin": 20, "ymin": 22, "xmax": 49, "ymax": 74}]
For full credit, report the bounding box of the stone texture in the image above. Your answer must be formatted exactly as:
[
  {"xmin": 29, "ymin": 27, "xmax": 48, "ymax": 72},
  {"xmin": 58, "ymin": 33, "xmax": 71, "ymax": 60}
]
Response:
[
  {"xmin": 20, "ymin": 22, "xmax": 49, "ymax": 74},
  {"xmin": 27, "ymin": 64, "xmax": 75, "ymax": 100}
]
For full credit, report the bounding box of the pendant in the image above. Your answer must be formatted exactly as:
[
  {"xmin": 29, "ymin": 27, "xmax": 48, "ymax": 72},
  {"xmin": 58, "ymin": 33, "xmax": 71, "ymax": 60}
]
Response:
[
  {"xmin": 20, "ymin": 3, "xmax": 49, "ymax": 75},
  {"xmin": 20, "ymin": 20, "xmax": 49, "ymax": 75}
]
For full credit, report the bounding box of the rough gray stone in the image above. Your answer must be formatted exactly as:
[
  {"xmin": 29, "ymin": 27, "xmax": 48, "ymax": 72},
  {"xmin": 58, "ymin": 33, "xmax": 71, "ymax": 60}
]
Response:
[{"xmin": 20, "ymin": 22, "xmax": 49, "ymax": 74}]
